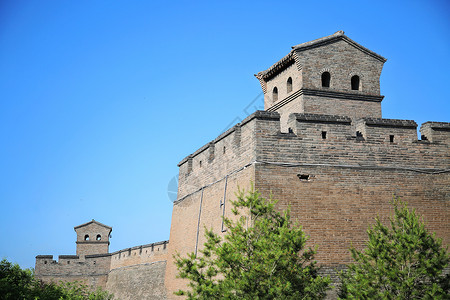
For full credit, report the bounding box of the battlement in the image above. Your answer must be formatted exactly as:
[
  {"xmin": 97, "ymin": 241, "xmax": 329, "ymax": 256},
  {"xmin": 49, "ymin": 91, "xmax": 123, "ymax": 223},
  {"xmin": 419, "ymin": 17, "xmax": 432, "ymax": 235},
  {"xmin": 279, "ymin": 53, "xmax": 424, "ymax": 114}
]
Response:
[
  {"xmin": 110, "ymin": 240, "xmax": 169, "ymax": 269},
  {"xmin": 35, "ymin": 252, "xmax": 111, "ymax": 289},
  {"xmin": 420, "ymin": 122, "xmax": 450, "ymax": 143},
  {"xmin": 176, "ymin": 110, "xmax": 449, "ymax": 203}
]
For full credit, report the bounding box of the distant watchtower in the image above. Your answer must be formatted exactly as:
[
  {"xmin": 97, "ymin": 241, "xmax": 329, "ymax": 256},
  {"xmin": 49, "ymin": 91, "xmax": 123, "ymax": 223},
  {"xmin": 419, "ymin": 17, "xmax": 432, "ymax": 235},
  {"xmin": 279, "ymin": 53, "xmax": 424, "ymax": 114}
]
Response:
[
  {"xmin": 255, "ymin": 30, "xmax": 387, "ymax": 131},
  {"xmin": 74, "ymin": 219, "xmax": 112, "ymax": 256}
]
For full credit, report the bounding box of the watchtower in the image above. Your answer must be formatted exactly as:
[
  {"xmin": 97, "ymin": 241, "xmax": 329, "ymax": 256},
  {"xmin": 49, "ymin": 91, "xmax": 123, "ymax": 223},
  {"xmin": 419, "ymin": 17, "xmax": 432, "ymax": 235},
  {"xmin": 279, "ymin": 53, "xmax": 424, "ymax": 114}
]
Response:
[
  {"xmin": 74, "ymin": 219, "xmax": 112, "ymax": 256},
  {"xmin": 255, "ymin": 30, "xmax": 386, "ymax": 131}
]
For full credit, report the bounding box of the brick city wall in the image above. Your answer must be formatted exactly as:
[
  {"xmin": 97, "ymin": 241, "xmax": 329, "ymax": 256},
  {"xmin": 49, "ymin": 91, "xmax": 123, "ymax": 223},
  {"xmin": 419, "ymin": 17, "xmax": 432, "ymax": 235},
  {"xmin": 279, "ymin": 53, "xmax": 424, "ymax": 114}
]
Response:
[
  {"xmin": 110, "ymin": 240, "xmax": 169, "ymax": 269},
  {"xmin": 35, "ymin": 254, "xmax": 111, "ymax": 289},
  {"xmin": 168, "ymin": 110, "xmax": 449, "ymax": 297}
]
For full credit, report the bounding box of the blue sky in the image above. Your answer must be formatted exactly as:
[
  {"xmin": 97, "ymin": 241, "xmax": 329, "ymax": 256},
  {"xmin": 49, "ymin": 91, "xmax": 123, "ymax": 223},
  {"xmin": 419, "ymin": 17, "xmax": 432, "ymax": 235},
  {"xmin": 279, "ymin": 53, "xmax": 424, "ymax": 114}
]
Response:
[{"xmin": 0, "ymin": 0, "xmax": 449, "ymax": 269}]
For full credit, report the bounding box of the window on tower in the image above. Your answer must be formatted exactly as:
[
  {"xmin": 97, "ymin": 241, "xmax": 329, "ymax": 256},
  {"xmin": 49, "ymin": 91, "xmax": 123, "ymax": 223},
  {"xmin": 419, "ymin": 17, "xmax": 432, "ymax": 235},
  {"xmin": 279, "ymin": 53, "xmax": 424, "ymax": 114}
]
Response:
[
  {"xmin": 351, "ymin": 75, "xmax": 360, "ymax": 90},
  {"xmin": 287, "ymin": 77, "xmax": 292, "ymax": 93},
  {"xmin": 322, "ymin": 72, "xmax": 330, "ymax": 87}
]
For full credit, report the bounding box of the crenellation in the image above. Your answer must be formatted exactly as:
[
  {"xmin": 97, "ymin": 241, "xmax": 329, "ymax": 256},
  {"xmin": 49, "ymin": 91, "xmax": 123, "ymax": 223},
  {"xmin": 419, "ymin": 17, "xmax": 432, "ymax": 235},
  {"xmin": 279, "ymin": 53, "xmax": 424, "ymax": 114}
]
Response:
[
  {"xmin": 356, "ymin": 118, "xmax": 418, "ymax": 143},
  {"xmin": 420, "ymin": 122, "xmax": 450, "ymax": 144}
]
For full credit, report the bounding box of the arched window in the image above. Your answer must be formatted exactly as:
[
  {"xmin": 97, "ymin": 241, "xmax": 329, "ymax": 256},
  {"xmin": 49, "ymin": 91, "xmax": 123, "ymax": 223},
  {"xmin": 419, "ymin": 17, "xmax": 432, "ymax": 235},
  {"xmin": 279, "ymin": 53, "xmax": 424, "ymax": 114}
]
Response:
[
  {"xmin": 96, "ymin": 234, "xmax": 101, "ymax": 241},
  {"xmin": 84, "ymin": 234, "xmax": 89, "ymax": 241},
  {"xmin": 272, "ymin": 87, "xmax": 278, "ymax": 102},
  {"xmin": 351, "ymin": 75, "xmax": 360, "ymax": 90},
  {"xmin": 321, "ymin": 72, "xmax": 330, "ymax": 87},
  {"xmin": 287, "ymin": 77, "xmax": 292, "ymax": 93}
]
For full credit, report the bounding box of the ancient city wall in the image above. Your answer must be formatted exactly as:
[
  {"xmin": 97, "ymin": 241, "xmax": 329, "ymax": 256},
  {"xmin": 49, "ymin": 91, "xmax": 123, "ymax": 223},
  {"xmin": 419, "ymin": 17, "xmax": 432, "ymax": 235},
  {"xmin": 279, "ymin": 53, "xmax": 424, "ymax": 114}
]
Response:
[
  {"xmin": 253, "ymin": 111, "xmax": 449, "ymax": 262},
  {"xmin": 167, "ymin": 111, "xmax": 271, "ymax": 299},
  {"xmin": 169, "ymin": 110, "xmax": 449, "ymax": 298},
  {"xmin": 35, "ymin": 254, "xmax": 111, "ymax": 288},
  {"xmin": 165, "ymin": 165, "xmax": 255, "ymax": 299},
  {"xmin": 177, "ymin": 110, "xmax": 265, "ymax": 198}
]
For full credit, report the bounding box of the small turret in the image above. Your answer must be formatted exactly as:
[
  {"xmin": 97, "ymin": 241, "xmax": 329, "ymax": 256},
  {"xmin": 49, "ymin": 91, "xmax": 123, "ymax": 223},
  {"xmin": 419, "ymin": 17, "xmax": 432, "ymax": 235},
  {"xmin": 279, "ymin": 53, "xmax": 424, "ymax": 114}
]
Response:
[
  {"xmin": 74, "ymin": 219, "xmax": 112, "ymax": 257},
  {"xmin": 255, "ymin": 31, "xmax": 387, "ymax": 131}
]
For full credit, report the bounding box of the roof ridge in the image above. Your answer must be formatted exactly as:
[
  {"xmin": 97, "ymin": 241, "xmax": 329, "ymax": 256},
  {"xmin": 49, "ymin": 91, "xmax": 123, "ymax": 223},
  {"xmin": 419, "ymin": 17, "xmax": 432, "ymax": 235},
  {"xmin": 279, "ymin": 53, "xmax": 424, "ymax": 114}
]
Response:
[
  {"xmin": 256, "ymin": 31, "xmax": 386, "ymax": 81},
  {"xmin": 74, "ymin": 219, "xmax": 112, "ymax": 230}
]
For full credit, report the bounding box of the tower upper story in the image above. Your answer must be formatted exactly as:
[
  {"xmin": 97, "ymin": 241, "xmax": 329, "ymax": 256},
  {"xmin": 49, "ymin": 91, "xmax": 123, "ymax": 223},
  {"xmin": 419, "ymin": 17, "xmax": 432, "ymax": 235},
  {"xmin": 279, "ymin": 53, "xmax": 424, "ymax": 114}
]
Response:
[
  {"xmin": 255, "ymin": 31, "xmax": 387, "ymax": 130},
  {"xmin": 74, "ymin": 219, "xmax": 112, "ymax": 257}
]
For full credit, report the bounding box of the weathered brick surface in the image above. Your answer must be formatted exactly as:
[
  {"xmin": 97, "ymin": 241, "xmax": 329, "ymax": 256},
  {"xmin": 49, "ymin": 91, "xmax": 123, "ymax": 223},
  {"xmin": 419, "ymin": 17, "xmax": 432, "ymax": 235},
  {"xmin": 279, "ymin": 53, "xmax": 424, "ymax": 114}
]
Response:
[
  {"xmin": 165, "ymin": 166, "xmax": 255, "ymax": 299},
  {"xmin": 168, "ymin": 111, "xmax": 449, "ymax": 298},
  {"xmin": 106, "ymin": 261, "xmax": 167, "ymax": 300}
]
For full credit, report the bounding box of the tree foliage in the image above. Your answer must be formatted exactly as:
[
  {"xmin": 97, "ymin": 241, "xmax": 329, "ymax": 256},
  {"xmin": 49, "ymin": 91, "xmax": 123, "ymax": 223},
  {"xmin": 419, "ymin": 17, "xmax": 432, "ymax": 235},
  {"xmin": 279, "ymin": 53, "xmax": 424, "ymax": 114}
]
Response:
[
  {"xmin": 339, "ymin": 197, "xmax": 449, "ymax": 299},
  {"xmin": 0, "ymin": 258, "xmax": 114, "ymax": 300},
  {"xmin": 175, "ymin": 188, "xmax": 330, "ymax": 299}
]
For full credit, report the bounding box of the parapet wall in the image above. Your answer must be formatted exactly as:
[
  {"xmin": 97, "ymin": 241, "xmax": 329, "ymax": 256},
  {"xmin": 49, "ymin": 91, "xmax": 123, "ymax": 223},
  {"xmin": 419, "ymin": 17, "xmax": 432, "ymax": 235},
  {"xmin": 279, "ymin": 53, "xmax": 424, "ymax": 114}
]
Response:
[
  {"xmin": 35, "ymin": 239, "xmax": 170, "ymax": 295},
  {"xmin": 176, "ymin": 111, "xmax": 281, "ymax": 199},
  {"xmin": 110, "ymin": 240, "xmax": 169, "ymax": 270},
  {"xmin": 178, "ymin": 111, "xmax": 449, "ymax": 192}
]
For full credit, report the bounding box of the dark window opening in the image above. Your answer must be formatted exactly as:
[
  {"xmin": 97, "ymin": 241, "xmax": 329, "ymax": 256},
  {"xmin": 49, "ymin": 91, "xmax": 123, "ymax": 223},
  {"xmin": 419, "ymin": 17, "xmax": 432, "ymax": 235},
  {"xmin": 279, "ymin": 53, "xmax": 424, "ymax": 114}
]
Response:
[
  {"xmin": 44, "ymin": 261, "xmax": 47, "ymax": 264},
  {"xmin": 321, "ymin": 72, "xmax": 330, "ymax": 87},
  {"xmin": 390, "ymin": 135, "xmax": 395, "ymax": 143},
  {"xmin": 223, "ymin": 146, "xmax": 226, "ymax": 154},
  {"xmin": 287, "ymin": 77, "xmax": 292, "ymax": 93},
  {"xmin": 96, "ymin": 234, "xmax": 101, "ymax": 241},
  {"xmin": 421, "ymin": 135, "xmax": 428, "ymax": 141},
  {"xmin": 297, "ymin": 174, "xmax": 310, "ymax": 180},
  {"xmin": 84, "ymin": 235, "xmax": 89, "ymax": 241},
  {"xmin": 356, "ymin": 131, "xmax": 363, "ymax": 137},
  {"xmin": 67, "ymin": 261, "xmax": 70, "ymax": 264},
  {"xmin": 351, "ymin": 75, "xmax": 360, "ymax": 90},
  {"xmin": 288, "ymin": 127, "xmax": 293, "ymax": 134},
  {"xmin": 321, "ymin": 131, "xmax": 327, "ymax": 139},
  {"xmin": 199, "ymin": 161, "xmax": 202, "ymax": 168},
  {"xmin": 272, "ymin": 87, "xmax": 278, "ymax": 102}
]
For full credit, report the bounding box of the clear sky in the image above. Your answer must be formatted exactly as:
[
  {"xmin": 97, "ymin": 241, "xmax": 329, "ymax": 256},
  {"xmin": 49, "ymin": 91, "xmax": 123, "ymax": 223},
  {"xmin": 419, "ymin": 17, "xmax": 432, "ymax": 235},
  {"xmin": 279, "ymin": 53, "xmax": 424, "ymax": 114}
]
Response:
[{"xmin": 0, "ymin": 0, "xmax": 449, "ymax": 269}]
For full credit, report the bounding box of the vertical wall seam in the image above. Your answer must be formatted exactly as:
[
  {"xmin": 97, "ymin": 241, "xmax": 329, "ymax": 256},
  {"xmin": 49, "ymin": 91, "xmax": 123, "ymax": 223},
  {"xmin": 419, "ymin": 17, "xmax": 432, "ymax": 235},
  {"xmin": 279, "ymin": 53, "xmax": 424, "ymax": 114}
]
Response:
[
  {"xmin": 221, "ymin": 176, "xmax": 228, "ymax": 232},
  {"xmin": 194, "ymin": 188, "xmax": 204, "ymax": 257}
]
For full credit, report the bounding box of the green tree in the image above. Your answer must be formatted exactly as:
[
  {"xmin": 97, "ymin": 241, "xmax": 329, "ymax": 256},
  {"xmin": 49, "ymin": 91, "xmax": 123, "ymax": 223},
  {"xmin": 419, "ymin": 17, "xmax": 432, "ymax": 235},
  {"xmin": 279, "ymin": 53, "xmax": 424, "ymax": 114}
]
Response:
[
  {"xmin": 0, "ymin": 258, "xmax": 114, "ymax": 300},
  {"xmin": 175, "ymin": 188, "xmax": 330, "ymax": 299},
  {"xmin": 339, "ymin": 197, "xmax": 449, "ymax": 299},
  {"xmin": 0, "ymin": 258, "xmax": 34, "ymax": 299}
]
